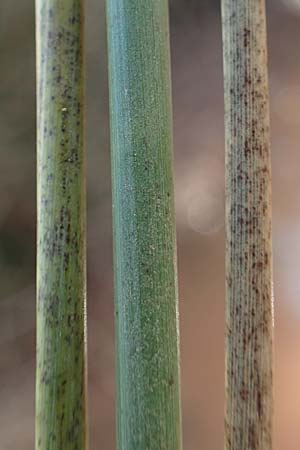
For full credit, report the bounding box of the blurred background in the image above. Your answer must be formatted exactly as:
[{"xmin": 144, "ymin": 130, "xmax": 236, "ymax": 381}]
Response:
[{"xmin": 1, "ymin": 0, "xmax": 300, "ymax": 448}]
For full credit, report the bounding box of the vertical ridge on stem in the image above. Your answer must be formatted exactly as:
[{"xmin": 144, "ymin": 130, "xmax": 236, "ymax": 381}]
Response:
[{"xmin": 221, "ymin": 1, "xmax": 273, "ymax": 449}]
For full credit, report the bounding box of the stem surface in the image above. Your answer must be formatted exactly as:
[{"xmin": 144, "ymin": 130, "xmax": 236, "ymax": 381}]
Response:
[
  {"xmin": 221, "ymin": 1, "xmax": 273, "ymax": 449},
  {"xmin": 106, "ymin": 2, "xmax": 182, "ymax": 449},
  {"xmin": 36, "ymin": 2, "xmax": 87, "ymax": 449}
]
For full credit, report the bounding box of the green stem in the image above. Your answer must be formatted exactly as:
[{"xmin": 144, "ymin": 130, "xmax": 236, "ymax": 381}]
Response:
[
  {"xmin": 221, "ymin": 1, "xmax": 273, "ymax": 449},
  {"xmin": 106, "ymin": 1, "xmax": 182, "ymax": 449},
  {"xmin": 35, "ymin": 2, "xmax": 87, "ymax": 449}
]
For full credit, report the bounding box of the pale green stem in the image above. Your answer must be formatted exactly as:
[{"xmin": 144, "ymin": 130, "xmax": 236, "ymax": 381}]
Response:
[
  {"xmin": 221, "ymin": 1, "xmax": 274, "ymax": 449},
  {"xmin": 106, "ymin": 1, "xmax": 182, "ymax": 449},
  {"xmin": 36, "ymin": 1, "xmax": 87, "ymax": 449}
]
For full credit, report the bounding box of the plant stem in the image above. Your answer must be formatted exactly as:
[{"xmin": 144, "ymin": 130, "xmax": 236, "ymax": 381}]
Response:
[
  {"xmin": 106, "ymin": 2, "xmax": 182, "ymax": 449},
  {"xmin": 36, "ymin": 2, "xmax": 87, "ymax": 449},
  {"xmin": 221, "ymin": 1, "xmax": 273, "ymax": 449}
]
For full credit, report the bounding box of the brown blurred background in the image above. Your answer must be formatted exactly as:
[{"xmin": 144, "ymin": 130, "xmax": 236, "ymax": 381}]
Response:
[{"xmin": 1, "ymin": 0, "xmax": 300, "ymax": 448}]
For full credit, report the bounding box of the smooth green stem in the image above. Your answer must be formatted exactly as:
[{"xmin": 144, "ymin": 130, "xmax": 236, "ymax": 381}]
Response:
[
  {"xmin": 36, "ymin": 2, "xmax": 87, "ymax": 449},
  {"xmin": 106, "ymin": 1, "xmax": 182, "ymax": 449},
  {"xmin": 221, "ymin": 1, "xmax": 273, "ymax": 449}
]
